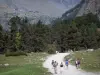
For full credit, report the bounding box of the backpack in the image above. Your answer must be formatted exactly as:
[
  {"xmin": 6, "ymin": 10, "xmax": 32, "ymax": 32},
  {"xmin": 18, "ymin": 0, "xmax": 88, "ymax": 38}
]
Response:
[
  {"xmin": 52, "ymin": 61, "xmax": 54, "ymax": 65},
  {"xmin": 53, "ymin": 62, "xmax": 58, "ymax": 67},
  {"xmin": 78, "ymin": 60, "xmax": 80, "ymax": 65},
  {"xmin": 60, "ymin": 64, "xmax": 63, "ymax": 67}
]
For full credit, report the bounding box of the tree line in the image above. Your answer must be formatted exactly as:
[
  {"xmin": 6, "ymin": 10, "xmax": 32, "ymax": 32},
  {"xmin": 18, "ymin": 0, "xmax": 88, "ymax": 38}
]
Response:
[{"xmin": 0, "ymin": 13, "xmax": 100, "ymax": 55}]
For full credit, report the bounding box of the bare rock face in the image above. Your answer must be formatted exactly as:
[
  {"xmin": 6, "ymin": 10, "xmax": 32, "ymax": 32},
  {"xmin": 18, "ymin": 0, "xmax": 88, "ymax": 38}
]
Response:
[
  {"xmin": 0, "ymin": 0, "xmax": 81, "ymax": 29},
  {"xmin": 0, "ymin": 0, "xmax": 81, "ymax": 17},
  {"xmin": 77, "ymin": 0, "xmax": 100, "ymax": 16},
  {"xmin": 62, "ymin": 0, "xmax": 100, "ymax": 20}
]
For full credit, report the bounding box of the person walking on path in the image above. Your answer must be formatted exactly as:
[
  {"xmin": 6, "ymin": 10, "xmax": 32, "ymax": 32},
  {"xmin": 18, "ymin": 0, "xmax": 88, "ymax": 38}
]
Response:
[
  {"xmin": 51, "ymin": 60, "xmax": 55, "ymax": 68},
  {"xmin": 77, "ymin": 59, "xmax": 81, "ymax": 68},
  {"xmin": 60, "ymin": 62, "xmax": 64, "ymax": 74},
  {"xmin": 65, "ymin": 59, "xmax": 69, "ymax": 69},
  {"xmin": 75, "ymin": 58, "xmax": 81, "ymax": 69},
  {"xmin": 75, "ymin": 59, "xmax": 78, "ymax": 69},
  {"xmin": 53, "ymin": 61, "xmax": 58, "ymax": 74}
]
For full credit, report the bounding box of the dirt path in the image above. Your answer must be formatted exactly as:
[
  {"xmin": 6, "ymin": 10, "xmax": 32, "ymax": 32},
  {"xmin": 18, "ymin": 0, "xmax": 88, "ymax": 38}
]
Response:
[{"xmin": 43, "ymin": 53, "xmax": 99, "ymax": 75}]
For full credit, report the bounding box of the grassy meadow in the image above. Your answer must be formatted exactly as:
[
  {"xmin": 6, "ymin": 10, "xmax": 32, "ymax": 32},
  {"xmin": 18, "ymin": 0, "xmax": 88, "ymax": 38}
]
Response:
[{"xmin": 0, "ymin": 53, "xmax": 50, "ymax": 75}]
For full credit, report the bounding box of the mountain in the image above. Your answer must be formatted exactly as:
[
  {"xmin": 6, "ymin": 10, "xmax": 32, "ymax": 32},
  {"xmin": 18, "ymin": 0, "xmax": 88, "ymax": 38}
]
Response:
[
  {"xmin": 0, "ymin": 0, "xmax": 81, "ymax": 17},
  {"xmin": 62, "ymin": 0, "xmax": 85, "ymax": 20},
  {"xmin": 77, "ymin": 0, "xmax": 100, "ymax": 17},
  {"xmin": 62, "ymin": 0, "xmax": 100, "ymax": 20},
  {"xmin": 0, "ymin": 0, "xmax": 81, "ymax": 29}
]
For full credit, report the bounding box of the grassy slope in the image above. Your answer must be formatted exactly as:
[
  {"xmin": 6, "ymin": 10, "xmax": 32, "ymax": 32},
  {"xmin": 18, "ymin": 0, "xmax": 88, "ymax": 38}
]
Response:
[
  {"xmin": 0, "ymin": 53, "xmax": 50, "ymax": 75},
  {"xmin": 65, "ymin": 50, "xmax": 100, "ymax": 72}
]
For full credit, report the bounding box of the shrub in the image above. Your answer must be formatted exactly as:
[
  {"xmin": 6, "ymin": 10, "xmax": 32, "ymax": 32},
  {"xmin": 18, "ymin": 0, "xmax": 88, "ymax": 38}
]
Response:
[
  {"xmin": 46, "ymin": 44, "xmax": 56, "ymax": 54},
  {"xmin": 47, "ymin": 48, "xmax": 55, "ymax": 54},
  {"xmin": 5, "ymin": 51, "xmax": 27, "ymax": 57}
]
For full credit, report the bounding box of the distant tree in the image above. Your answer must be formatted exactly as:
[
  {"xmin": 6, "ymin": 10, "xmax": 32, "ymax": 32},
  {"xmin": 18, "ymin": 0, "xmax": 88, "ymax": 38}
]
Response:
[
  {"xmin": 74, "ymin": 13, "xmax": 100, "ymax": 27},
  {"xmin": 0, "ymin": 24, "xmax": 3, "ymax": 49},
  {"xmin": 8, "ymin": 16, "xmax": 21, "ymax": 51}
]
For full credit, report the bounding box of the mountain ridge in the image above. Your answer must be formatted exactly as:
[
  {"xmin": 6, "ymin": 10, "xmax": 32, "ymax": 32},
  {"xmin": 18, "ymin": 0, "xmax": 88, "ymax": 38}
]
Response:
[
  {"xmin": 0, "ymin": 0, "xmax": 81, "ymax": 29},
  {"xmin": 62, "ymin": 0, "xmax": 100, "ymax": 20}
]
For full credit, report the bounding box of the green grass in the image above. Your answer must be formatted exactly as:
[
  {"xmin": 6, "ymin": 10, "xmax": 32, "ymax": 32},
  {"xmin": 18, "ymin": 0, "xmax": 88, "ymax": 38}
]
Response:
[
  {"xmin": 0, "ymin": 53, "xmax": 50, "ymax": 75},
  {"xmin": 65, "ymin": 50, "xmax": 100, "ymax": 72}
]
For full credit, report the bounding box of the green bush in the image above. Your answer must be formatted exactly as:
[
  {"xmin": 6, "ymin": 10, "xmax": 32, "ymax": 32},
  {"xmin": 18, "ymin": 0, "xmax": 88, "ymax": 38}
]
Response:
[
  {"xmin": 46, "ymin": 44, "xmax": 56, "ymax": 54},
  {"xmin": 5, "ymin": 51, "xmax": 27, "ymax": 57},
  {"xmin": 47, "ymin": 49, "xmax": 55, "ymax": 54}
]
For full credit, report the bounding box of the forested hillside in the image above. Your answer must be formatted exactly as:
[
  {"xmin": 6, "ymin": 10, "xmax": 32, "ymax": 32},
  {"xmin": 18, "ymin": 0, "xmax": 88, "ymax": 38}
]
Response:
[{"xmin": 0, "ymin": 13, "xmax": 100, "ymax": 56}]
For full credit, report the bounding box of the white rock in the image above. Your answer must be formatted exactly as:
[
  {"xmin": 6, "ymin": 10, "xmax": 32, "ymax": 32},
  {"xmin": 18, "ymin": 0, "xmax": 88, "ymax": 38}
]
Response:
[
  {"xmin": 56, "ymin": 51, "xmax": 59, "ymax": 54},
  {"xmin": 87, "ymin": 49, "xmax": 94, "ymax": 52},
  {"xmin": 4, "ymin": 63, "xmax": 9, "ymax": 66}
]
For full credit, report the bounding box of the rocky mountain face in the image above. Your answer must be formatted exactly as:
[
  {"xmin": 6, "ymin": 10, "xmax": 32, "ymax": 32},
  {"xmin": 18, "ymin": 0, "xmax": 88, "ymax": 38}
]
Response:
[
  {"xmin": 0, "ymin": 0, "xmax": 81, "ymax": 17},
  {"xmin": 62, "ymin": 0, "xmax": 100, "ymax": 20},
  {"xmin": 1, "ymin": 0, "xmax": 100, "ymax": 29},
  {"xmin": 0, "ymin": 0, "xmax": 81, "ymax": 29},
  {"xmin": 77, "ymin": 0, "xmax": 100, "ymax": 16}
]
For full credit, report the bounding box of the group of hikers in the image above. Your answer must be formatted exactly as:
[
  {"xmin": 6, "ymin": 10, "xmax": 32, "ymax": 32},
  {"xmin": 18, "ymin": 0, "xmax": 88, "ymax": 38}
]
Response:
[
  {"xmin": 51, "ymin": 59, "xmax": 80, "ymax": 74},
  {"xmin": 75, "ymin": 59, "xmax": 81, "ymax": 69}
]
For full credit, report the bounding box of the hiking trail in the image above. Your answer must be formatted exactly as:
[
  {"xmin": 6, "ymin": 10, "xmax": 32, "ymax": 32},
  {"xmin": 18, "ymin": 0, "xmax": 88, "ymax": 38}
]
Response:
[{"xmin": 43, "ymin": 53, "xmax": 99, "ymax": 75}]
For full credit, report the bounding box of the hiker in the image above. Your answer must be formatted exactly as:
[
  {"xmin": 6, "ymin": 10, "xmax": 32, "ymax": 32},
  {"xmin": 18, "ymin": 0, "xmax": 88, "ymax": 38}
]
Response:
[
  {"xmin": 60, "ymin": 62, "xmax": 64, "ymax": 74},
  {"xmin": 77, "ymin": 59, "xmax": 80, "ymax": 68},
  {"xmin": 51, "ymin": 60, "xmax": 55, "ymax": 68},
  {"xmin": 75, "ymin": 59, "xmax": 78, "ymax": 69},
  {"xmin": 53, "ymin": 61, "xmax": 58, "ymax": 74},
  {"xmin": 65, "ymin": 60, "xmax": 69, "ymax": 68}
]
